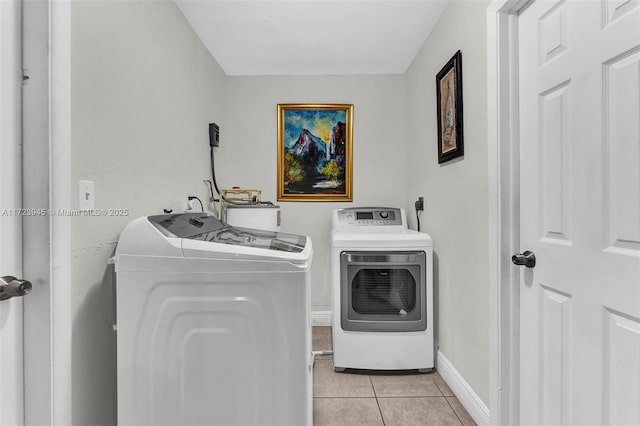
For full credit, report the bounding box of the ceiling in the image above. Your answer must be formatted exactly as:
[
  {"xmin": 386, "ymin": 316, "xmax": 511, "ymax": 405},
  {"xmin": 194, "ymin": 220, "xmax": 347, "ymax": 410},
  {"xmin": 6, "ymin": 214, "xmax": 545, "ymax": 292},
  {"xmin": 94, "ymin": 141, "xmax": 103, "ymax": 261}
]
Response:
[{"xmin": 175, "ymin": 0, "xmax": 450, "ymax": 76}]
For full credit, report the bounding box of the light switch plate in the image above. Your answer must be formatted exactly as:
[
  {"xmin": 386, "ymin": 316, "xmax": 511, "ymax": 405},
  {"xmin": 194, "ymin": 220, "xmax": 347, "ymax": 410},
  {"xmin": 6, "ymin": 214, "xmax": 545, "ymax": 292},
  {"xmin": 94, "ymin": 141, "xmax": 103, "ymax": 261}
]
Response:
[{"xmin": 79, "ymin": 180, "xmax": 95, "ymax": 211}]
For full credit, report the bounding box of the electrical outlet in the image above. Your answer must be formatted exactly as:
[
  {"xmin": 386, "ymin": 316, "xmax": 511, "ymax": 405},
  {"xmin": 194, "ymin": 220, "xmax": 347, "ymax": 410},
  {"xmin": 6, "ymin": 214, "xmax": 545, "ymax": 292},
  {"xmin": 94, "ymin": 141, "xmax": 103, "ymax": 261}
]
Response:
[
  {"xmin": 209, "ymin": 123, "xmax": 220, "ymax": 147},
  {"xmin": 415, "ymin": 196, "xmax": 424, "ymax": 212}
]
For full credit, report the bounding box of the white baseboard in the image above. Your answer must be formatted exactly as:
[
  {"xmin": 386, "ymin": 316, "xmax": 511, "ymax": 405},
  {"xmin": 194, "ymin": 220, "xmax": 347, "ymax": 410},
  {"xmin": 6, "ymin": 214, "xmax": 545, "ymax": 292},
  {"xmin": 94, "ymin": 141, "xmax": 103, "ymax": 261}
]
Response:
[
  {"xmin": 311, "ymin": 310, "xmax": 332, "ymax": 326},
  {"xmin": 437, "ymin": 351, "xmax": 490, "ymax": 426}
]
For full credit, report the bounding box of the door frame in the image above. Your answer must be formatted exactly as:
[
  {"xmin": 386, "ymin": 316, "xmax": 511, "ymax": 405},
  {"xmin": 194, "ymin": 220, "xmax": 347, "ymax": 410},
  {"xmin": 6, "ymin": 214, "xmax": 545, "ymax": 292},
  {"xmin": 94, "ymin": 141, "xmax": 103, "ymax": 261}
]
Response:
[
  {"xmin": 49, "ymin": 0, "xmax": 72, "ymax": 423},
  {"xmin": 486, "ymin": 0, "xmax": 530, "ymax": 425},
  {"xmin": 22, "ymin": 0, "xmax": 72, "ymax": 424},
  {"xmin": 1, "ymin": 0, "xmax": 25, "ymax": 422}
]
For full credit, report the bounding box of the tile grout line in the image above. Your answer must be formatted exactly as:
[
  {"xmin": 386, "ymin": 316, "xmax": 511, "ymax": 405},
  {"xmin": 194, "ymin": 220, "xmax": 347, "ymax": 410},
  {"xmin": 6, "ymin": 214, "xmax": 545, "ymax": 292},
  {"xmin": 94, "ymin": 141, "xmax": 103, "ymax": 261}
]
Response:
[
  {"xmin": 313, "ymin": 396, "xmax": 385, "ymax": 399},
  {"xmin": 313, "ymin": 395, "xmax": 461, "ymax": 399},
  {"xmin": 376, "ymin": 396, "xmax": 456, "ymax": 399},
  {"xmin": 370, "ymin": 375, "xmax": 386, "ymax": 426},
  {"xmin": 443, "ymin": 396, "xmax": 465, "ymax": 426},
  {"xmin": 433, "ymin": 379, "xmax": 448, "ymax": 397}
]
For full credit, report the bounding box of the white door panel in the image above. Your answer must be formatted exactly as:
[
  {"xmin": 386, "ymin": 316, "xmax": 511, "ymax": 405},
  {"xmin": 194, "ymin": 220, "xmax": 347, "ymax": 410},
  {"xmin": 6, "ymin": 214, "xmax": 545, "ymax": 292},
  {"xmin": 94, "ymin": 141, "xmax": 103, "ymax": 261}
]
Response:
[
  {"xmin": 0, "ymin": 0, "xmax": 25, "ymax": 425},
  {"xmin": 519, "ymin": 0, "xmax": 640, "ymax": 425}
]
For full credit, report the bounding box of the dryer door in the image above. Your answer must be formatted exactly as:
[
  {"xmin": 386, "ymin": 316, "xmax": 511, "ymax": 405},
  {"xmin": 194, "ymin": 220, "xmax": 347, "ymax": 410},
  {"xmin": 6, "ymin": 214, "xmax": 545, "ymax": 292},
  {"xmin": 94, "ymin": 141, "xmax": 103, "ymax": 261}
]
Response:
[{"xmin": 340, "ymin": 251, "xmax": 427, "ymax": 332}]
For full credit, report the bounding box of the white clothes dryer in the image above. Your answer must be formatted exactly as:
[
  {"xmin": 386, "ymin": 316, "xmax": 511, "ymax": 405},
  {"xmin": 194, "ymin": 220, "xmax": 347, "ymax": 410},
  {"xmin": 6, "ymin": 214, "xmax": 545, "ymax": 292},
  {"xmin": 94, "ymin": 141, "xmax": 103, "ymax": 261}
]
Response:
[
  {"xmin": 113, "ymin": 213, "xmax": 312, "ymax": 426},
  {"xmin": 331, "ymin": 207, "xmax": 434, "ymax": 371}
]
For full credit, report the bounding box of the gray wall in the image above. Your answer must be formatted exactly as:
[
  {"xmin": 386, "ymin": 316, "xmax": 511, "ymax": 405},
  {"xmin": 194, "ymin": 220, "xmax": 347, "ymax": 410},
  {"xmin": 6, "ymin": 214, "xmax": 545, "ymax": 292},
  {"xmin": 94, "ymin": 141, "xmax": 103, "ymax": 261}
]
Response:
[
  {"xmin": 405, "ymin": 0, "xmax": 491, "ymax": 405},
  {"xmin": 221, "ymin": 75, "xmax": 408, "ymax": 311},
  {"xmin": 70, "ymin": 1, "xmax": 226, "ymax": 423}
]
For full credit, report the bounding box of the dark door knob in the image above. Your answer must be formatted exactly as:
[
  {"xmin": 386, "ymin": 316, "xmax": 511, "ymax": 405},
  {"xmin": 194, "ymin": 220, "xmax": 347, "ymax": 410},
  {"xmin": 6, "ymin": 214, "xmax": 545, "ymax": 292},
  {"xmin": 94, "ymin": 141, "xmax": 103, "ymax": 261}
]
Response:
[{"xmin": 512, "ymin": 251, "xmax": 536, "ymax": 268}]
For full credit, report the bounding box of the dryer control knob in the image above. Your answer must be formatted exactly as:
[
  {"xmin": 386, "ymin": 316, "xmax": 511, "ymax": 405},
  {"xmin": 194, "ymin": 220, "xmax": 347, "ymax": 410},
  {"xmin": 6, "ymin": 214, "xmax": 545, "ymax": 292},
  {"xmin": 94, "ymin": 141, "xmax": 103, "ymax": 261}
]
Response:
[{"xmin": 380, "ymin": 211, "xmax": 389, "ymax": 219}]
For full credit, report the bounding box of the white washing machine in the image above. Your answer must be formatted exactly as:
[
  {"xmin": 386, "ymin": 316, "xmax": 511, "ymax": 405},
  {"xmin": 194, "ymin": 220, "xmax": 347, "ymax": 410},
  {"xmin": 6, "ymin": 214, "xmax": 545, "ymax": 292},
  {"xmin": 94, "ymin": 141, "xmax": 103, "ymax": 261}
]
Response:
[
  {"xmin": 113, "ymin": 213, "xmax": 312, "ymax": 426},
  {"xmin": 331, "ymin": 207, "xmax": 434, "ymax": 371}
]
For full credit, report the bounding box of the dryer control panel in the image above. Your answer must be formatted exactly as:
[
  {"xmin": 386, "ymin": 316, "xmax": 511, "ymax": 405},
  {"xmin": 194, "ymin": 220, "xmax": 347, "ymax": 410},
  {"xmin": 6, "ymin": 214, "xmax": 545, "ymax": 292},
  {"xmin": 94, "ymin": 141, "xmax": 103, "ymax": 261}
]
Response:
[{"xmin": 336, "ymin": 207, "xmax": 403, "ymax": 226}]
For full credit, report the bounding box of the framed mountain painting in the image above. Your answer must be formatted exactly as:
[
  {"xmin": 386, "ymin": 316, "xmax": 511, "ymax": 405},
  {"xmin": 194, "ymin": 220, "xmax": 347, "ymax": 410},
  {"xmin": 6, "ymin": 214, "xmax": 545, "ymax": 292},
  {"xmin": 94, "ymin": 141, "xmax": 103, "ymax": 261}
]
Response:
[{"xmin": 277, "ymin": 104, "xmax": 353, "ymax": 202}]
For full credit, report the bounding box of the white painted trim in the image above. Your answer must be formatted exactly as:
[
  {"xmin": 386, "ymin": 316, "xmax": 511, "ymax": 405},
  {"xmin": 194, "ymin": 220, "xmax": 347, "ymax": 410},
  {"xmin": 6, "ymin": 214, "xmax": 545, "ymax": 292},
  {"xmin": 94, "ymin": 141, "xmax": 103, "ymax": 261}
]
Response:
[
  {"xmin": 49, "ymin": 1, "xmax": 72, "ymax": 424},
  {"xmin": 311, "ymin": 310, "xmax": 332, "ymax": 326},
  {"xmin": 487, "ymin": 1, "xmax": 529, "ymax": 425},
  {"xmin": 0, "ymin": 0, "xmax": 25, "ymax": 424},
  {"xmin": 22, "ymin": 0, "xmax": 54, "ymax": 424},
  {"xmin": 437, "ymin": 351, "xmax": 490, "ymax": 426}
]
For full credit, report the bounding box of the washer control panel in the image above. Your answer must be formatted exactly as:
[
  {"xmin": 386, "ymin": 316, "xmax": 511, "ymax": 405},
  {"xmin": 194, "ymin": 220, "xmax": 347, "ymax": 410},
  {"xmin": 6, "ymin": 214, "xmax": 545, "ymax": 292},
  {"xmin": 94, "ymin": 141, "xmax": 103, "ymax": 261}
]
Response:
[{"xmin": 336, "ymin": 207, "xmax": 402, "ymax": 226}]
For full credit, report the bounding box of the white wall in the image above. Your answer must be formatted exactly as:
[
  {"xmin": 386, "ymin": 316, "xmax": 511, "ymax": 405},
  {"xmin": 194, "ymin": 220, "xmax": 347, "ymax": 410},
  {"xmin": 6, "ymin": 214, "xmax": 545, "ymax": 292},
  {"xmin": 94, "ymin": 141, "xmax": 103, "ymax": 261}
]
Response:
[
  {"xmin": 70, "ymin": 1, "xmax": 226, "ymax": 423},
  {"xmin": 405, "ymin": 0, "xmax": 491, "ymax": 406},
  {"xmin": 221, "ymin": 75, "xmax": 408, "ymax": 311}
]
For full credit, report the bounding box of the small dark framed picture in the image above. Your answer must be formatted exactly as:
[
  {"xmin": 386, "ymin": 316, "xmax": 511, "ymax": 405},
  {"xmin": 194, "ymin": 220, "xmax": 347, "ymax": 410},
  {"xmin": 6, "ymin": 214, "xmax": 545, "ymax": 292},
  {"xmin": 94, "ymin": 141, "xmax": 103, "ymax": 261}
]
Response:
[{"xmin": 436, "ymin": 50, "xmax": 464, "ymax": 164}]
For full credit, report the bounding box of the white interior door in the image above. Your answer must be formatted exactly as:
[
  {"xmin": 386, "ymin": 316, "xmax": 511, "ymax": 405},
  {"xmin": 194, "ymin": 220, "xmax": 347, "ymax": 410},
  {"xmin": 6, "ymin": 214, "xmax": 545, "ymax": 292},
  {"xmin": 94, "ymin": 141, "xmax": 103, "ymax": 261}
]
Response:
[
  {"xmin": 0, "ymin": 0, "xmax": 25, "ymax": 425},
  {"xmin": 518, "ymin": 0, "xmax": 640, "ymax": 424}
]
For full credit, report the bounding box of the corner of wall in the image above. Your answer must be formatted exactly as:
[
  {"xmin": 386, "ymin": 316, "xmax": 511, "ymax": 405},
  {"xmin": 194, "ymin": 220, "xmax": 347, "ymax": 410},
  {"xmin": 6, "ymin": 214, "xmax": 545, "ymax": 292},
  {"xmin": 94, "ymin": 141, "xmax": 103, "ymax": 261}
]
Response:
[{"xmin": 404, "ymin": 0, "xmax": 492, "ymax": 407}]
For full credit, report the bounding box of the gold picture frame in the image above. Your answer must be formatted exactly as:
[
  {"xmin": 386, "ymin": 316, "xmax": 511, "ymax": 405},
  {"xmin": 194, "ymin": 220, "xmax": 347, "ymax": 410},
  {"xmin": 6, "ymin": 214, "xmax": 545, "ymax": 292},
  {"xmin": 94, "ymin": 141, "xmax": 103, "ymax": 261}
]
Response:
[{"xmin": 277, "ymin": 104, "xmax": 353, "ymax": 202}]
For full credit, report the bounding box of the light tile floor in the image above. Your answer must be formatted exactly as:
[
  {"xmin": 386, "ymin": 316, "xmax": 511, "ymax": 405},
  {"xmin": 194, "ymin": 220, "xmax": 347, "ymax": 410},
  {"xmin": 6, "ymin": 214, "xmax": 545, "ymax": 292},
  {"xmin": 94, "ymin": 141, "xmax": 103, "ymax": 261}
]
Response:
[{"xmin": 312, "ymin": 326, "xmax": 476, "ymax": 426}]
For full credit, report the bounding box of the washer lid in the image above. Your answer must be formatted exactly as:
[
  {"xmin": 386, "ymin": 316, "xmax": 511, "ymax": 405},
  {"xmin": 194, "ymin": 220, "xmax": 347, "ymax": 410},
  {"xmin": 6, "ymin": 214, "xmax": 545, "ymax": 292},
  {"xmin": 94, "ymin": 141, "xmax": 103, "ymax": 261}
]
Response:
[
  {"xmin": 149, "ymin": 213, "xmax": 306, "ymax": 253},
  {"xmin": 149, "ymin": 213, "xmax": 225, "ymax": 238},
  {"xmin": 205, "ymin": 226, "xmax": 306, "ymax": 253}
]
